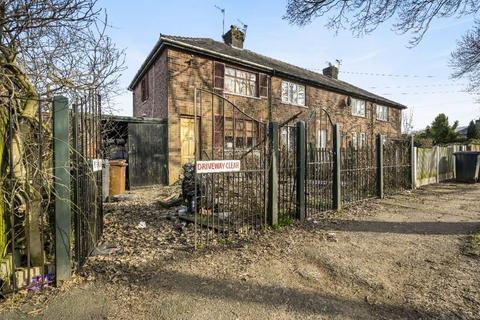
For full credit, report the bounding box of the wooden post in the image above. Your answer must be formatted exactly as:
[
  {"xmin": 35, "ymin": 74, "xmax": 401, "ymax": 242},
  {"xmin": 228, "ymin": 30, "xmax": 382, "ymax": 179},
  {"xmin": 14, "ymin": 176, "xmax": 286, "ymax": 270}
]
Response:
[
  {"xmin": 376, "ymin": 134, "xmax": 384, "ymax": 199},
  {"xmin": 332, "ymin": 124, "xmax": 341, "ymax": 211},
  {"xmin": 267, "ymin": 122, "xmax": 279, "ymax": 226},
  {"xmin": 411, "ymin": 135, "xmax": 416, "ymax": 189},
  {"xmin": 53, "ymin": 96, "xmax": 71, "ymax": 284},
  {"xmin": 296, "ymin": 121, "xmax": 305, "ymax": 221}
]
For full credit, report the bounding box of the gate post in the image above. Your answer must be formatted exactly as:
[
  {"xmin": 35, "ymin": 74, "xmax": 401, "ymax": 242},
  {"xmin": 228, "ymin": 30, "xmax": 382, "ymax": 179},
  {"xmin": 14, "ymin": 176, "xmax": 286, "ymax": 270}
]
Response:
[
  {"xmin": 53, "ymin": 96, "xmax": 72, "ymax": 284},
  {"xmin": 296, "ymin": 121, "xmax": 306, "ymax": 221},
  {"xmin": 332, "ymin": 124, "xmax": 341, "ymax": 211},
  {"xmin": 267, "ymin": 122, "xmax": 279, "ymax": 227},
  {"xmin": 376, "ymin": 134, "xmax": 384, "ymax": 199}
]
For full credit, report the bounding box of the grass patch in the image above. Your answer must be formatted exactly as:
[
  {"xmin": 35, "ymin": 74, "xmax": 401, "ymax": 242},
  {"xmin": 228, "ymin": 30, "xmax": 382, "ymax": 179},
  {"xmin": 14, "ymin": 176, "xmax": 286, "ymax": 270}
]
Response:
[{"xmin": 464, "ymin": 229, "xmax": 480, "ymax": 257}]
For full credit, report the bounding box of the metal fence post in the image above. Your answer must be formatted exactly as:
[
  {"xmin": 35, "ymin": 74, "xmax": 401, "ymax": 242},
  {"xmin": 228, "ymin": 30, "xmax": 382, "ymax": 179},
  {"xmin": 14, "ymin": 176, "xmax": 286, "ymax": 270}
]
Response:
[
  {"xmin": 411, "ymin": 135, "xmax": 416, "ymax": 189},
  {"xmin": 267, "ymin": 122, "xmax": 279, "ymax": 226},
  {"xmin": 53, "ymin": 96, "xmax": 71, "ymax": 284},
  {"xmin": 332, "ymin": 124, "xmax": 341, "ymax": 211},
  {"xmin": 296, "ymin": 121, "xmax": 306, "ymax": 221},
  {"xmin": 376, "ymin": 134, "xmax": 384, "ymax": 199}
]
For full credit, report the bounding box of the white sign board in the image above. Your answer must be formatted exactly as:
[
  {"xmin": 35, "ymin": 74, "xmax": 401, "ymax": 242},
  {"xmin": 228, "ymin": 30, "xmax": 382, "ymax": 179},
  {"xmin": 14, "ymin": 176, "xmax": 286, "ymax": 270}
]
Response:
[
  {"xmin": 196, "ymin": 160, "xmax": 241, "ymax": 173},
  {"xmin": 90, "ymin": 159, "xmax": 103, "ymax": 172}
]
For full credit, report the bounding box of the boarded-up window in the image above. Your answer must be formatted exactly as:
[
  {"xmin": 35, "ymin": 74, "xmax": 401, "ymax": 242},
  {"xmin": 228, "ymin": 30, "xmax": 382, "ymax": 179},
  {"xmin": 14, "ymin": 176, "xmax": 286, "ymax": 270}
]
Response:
[
  {"xmin": 259, "ymin": 73, "xmax": 268, "ymax": 97},
  {"xmin": 214, "ymin": 62, "xmax": 225, "ymax": 90},
  {"xmin": 141, "ymin": 76, "xmax": 149, "ymax": 102},
  {"xmin": 216, "ymin": 116, "xmax": 257, "ymax": 149}
]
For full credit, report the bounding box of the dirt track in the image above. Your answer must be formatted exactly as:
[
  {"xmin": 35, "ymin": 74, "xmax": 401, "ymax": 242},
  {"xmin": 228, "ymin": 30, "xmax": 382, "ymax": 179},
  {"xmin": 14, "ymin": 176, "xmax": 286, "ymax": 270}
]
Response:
[{"xmin": 1, "ymin": 182, "xmax": 479, "ymax": 320}]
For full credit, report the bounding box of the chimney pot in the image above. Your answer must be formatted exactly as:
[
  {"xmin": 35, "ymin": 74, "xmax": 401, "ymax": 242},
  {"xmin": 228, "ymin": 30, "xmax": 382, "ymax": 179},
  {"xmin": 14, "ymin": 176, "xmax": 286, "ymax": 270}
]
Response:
[
  {"xmin": 223, "ymin": 25, "xmax": 245, "ymax": 49},
  {"xmin": 323, "ymin": 65, "xmax": 339, "ymax": 79}
]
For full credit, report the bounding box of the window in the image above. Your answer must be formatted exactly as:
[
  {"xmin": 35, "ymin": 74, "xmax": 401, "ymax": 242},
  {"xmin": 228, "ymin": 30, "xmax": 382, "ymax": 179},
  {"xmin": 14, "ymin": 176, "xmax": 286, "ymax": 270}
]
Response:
[
  {"xmin": 352, "ymin": 132, "xmax": 366, "ymax": 149},
  {"xmin": 224, "ymin": 67, "xmax": 257, "ymax": 97},
  {"xmin": 281, "ymin": 126, "xmax": 296, "ymax": 149},
  {"xmin": 376, "ymin": 105, "xmax": 389, "ymax": 121},
  {"xmin": 317, "ymin": 129, "xmax": 327, "ymax": 149},
  {"xmin": 351, "ymin": 98, "xmax": 366, "ymax": 117},
  {"xmin": 281, "ymin": 81, "xmax": 305, "ymax": 106},
  {"xmin": 140, "ymin": 77, "xmax": 149, "ymax": 102},
  {"xmin": 215, "ymin": 116, "xmax": 257, "ymax": 149}
]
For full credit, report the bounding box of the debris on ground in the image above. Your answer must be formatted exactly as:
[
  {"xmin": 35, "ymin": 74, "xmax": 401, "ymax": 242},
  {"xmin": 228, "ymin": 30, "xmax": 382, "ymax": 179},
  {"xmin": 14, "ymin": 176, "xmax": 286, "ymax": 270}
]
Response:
[
  {"xmin": 110, "ymin": 193, "xmax": 138, "ymax": 202},
  {"xmin": 158, "ymin": 192, "xmax": 183, "ymax": 208}
]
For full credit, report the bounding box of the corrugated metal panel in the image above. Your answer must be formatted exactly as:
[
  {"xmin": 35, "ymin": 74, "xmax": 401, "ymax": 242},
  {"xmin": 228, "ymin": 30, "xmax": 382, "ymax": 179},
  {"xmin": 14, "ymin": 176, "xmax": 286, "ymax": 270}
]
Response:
[{"xmin": 128, "ymin": 123, "xmax": 167, "ymax": 187}]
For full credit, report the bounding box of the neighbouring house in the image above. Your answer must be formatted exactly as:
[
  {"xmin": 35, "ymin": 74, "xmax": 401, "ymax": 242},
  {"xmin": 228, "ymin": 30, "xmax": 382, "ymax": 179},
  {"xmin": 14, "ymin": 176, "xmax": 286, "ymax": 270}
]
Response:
[
  {"xmin": 129, "ymin": 25, "xmax": 407, "ymax": 184},
  {"xmin": 456, "ymin": 119, "xmax": 480, "ymax": 138}
]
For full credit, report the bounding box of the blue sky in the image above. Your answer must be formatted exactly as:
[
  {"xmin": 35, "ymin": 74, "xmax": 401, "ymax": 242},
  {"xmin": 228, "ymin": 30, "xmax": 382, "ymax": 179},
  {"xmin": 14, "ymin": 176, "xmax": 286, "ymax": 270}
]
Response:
[{"xmin": 98, "ymin": 0, "xmax": 480, "ymax": 130}]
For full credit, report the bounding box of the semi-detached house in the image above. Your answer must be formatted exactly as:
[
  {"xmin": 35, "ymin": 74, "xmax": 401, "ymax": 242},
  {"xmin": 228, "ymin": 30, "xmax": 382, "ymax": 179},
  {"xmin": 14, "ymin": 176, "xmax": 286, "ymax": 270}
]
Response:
[{"xmin": 129, "ymin": 26, "xmax": 407, "ymax": 184}]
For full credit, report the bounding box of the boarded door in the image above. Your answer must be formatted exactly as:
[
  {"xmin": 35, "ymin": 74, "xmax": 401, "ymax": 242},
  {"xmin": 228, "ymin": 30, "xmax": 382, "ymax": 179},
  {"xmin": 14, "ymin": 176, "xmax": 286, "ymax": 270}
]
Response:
[
  {"xmin": 128, "ymin": 122, "xmax": 167, "ymax": 187},
  {"xmin": 180, "ymin": 117, "xmax": 197, "ymax": 165}
]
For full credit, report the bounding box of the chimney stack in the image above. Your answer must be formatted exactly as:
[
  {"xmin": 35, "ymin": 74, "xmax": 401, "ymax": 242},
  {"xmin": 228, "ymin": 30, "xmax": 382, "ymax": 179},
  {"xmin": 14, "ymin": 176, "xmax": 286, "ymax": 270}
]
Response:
[
  {"xmin": 223, "ymin": 25, "xmax": 245, "ymax": 49},
  {"xmin": 323, "ymin": 65, "xmax": 339, "ymax": 79}
]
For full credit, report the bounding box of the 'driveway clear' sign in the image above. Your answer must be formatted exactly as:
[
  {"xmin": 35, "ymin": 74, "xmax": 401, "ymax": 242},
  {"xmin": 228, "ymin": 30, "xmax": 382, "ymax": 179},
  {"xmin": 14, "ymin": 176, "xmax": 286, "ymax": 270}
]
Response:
[{"xmin": 196, "ymin": 160, "xmax": 241, "ymax": 173}]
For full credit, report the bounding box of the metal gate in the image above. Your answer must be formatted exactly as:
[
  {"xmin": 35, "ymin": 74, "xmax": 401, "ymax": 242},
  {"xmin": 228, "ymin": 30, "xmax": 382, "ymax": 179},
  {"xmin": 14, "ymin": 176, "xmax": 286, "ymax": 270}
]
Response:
[
  {"xmin": 304, "ymin": 109, "xmax": 335, "ymax": 216},
  {"xmin": 71, "ymin": 93, "xmax": 104, "ymax": 269},
  {"xmin": 384, "ymin": 138, "xmax": 412, "ymax": 194},
  {"xmin": 278, "ymin": 123, "xmax": 297, "ymax": 224},
  {"xmin": 191, "ymin": 88, "xmax": 268, "ymax": 246}
]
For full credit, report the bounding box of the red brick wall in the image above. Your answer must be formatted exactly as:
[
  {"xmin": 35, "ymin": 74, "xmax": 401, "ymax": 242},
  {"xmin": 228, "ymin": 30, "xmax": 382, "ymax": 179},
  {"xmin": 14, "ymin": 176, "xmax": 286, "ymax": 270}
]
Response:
[
  {"xmin": 132, "ymin": 50, "xmax": 168, "ymax": 119},
  {"xmin": 136, "ymin": 47, "xmax": 403, "ymax": 183}
]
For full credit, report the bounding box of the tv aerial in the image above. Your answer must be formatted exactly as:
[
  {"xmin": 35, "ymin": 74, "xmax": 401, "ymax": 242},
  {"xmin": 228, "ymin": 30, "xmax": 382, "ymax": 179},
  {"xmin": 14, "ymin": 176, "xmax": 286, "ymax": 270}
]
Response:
[
  {"xmin": 237, "ymin": 19, "xmax": 248, "ymax": 35},
  {"xmin": 214, "ymin": 5, "xmax": 226, "ymax": 35}
]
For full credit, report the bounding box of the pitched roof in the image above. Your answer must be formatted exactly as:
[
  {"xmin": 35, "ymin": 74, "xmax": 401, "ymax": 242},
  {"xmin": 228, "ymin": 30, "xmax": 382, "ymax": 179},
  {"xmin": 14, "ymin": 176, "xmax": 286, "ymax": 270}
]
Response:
[{"xmin": 129, "ymin": 34, "xmax": 407, "ymax": 109}]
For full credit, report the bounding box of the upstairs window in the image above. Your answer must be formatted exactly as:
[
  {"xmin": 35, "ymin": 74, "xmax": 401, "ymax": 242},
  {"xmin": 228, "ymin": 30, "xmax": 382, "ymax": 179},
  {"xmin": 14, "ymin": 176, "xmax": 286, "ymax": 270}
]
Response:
[
  {"xmin": 351, "ymin": 98, "xmax": 366, "ymax": 117},
  {"xmin": 224, "ymin": 67, "xmax": 257, "ymax": 97},
  {"xmin": 281, "ymin": 81, "xmax": 305, "ymax": 106},
  {"xmin": 141, "ymin": 77, "xmax": 149, "ymax": 102},
  {"xmin": 376, "ymin": 105, "xmax": 389, "ymax": 121}
]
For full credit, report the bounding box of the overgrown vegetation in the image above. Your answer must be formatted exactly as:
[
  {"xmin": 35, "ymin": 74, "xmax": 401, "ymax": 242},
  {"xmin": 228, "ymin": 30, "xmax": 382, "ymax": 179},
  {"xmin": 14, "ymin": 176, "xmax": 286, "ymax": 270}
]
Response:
[{"xmin": 0, "ymin": 0, "xmax": 124, "ymax": 272}]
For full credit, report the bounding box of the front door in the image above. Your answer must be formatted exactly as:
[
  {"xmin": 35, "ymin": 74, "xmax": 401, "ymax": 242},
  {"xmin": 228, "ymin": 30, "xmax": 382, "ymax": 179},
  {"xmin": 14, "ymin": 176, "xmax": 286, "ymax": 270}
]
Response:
[{"xmin": 180, "ymin": 117, "xmax": 196, "ymax": 165}]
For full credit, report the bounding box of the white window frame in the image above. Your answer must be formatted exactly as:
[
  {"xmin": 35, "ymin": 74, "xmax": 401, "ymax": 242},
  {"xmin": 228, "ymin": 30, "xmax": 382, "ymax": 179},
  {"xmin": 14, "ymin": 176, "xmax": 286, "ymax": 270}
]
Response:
[
  {"xmin": 281, "ymin": 81, "xmax": 306, "ymax": 106},
  {"xmin": 351, "ymin": 98, "xmax": 366, "ymax": 117},
  {"xmin": 224, "ymin": 66, "xmax": 257, "ymax": 97},
  {"xmin": 376, "ymin": 105, "xmax": 389, "ymax": 121}
]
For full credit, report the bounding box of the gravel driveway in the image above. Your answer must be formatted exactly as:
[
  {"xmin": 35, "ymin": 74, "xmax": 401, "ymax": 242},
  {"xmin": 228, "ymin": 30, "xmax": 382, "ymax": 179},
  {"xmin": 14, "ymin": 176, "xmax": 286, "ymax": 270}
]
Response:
[{"xmin": 1, "ymin": 182, "xmax": 479, "ymax": 320}]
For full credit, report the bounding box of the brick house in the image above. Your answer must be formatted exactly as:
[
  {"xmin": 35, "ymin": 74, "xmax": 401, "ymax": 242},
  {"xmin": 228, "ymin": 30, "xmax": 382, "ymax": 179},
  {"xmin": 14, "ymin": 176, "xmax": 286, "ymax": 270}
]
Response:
[{"xmin": 129, "ymin": 26, "xmax": 407, "ymax": 184}]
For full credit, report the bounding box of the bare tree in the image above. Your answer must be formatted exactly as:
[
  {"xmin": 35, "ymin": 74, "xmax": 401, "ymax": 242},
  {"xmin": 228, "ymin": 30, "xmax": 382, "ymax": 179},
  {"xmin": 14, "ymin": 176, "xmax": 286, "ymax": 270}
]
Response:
[
  {"xmin": 402, "ymin": 108, "xmax": 414, "ymax": 134},
  {"xmin": 451, "ymin": 21, "xmax": 480, "ymax": 96},
  {"xmin": 0, "ymin": 0, "xmax": 125, "ymax": 264},
  {"xmin": 284, "ymin": 0, "xmax": 480, "ymax": 46}
]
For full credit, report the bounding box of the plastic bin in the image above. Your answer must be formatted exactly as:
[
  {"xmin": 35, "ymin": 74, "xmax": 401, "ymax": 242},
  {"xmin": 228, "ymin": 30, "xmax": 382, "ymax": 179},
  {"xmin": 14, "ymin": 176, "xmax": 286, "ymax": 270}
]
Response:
[
  {"xmin": 109, "ymin": 160, "xmax": 127, "ymax": 196},
  {"xmin": 453, "ymin": 151, "xmax": 480, "ymax": 183}
]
